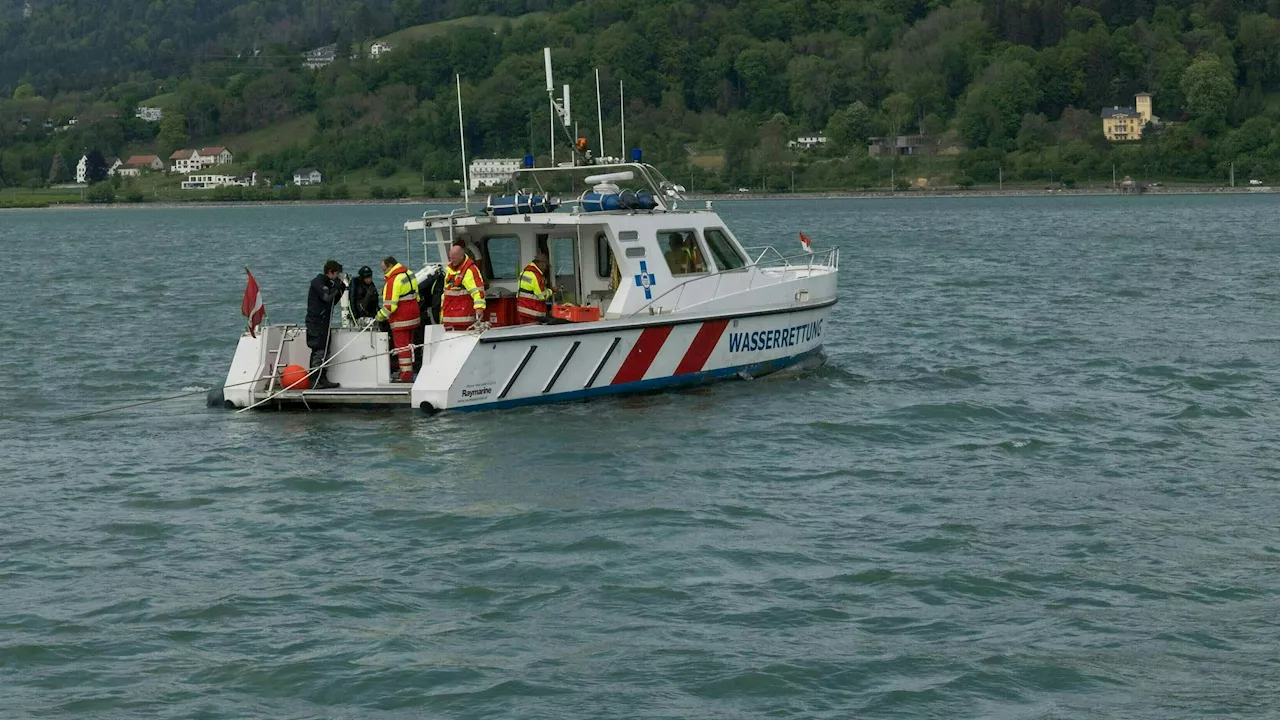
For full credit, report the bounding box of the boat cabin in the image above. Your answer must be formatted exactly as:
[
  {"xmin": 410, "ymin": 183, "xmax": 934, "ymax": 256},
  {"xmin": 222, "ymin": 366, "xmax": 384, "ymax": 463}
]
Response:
[{"xmin": 403, "ymin": 165, "xmax": 756, "ymax": 324}]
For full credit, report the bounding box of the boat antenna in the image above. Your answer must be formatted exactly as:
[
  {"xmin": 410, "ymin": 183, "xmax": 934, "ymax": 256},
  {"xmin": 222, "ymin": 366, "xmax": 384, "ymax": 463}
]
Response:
[
  {"xmin": 595, "ymin": 68, "xmax": 604, "ymax": 159},
  {"xmin": 545, "ymin": 48, "xmax": 555, "ymax": 167},
  {"xmin": 456, "ymin": 73, "xmax": 469, "ymax": 211},
  {"xmin": 619, "ymin": 79, "xmax": 626, "ymax": 161},
  {"xmin": 542, "ymin": 48, "xmax": 581, "ymax": 166}
]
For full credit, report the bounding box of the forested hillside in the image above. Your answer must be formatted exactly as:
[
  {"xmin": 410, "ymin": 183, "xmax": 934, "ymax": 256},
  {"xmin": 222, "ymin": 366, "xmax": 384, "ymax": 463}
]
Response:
[
  {"xmin": 4, "ymin": 0, "xmax": 1280, "ymax": 197},
  {"xmin": 0, "ymin": 0, "xmax": 563, "ymax": 93}
]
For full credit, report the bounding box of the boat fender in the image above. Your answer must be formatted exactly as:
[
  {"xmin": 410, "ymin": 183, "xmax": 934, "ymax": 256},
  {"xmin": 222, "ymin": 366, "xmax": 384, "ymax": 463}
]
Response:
[
  {"xmin": 581, "ymin": 191, "xmax": 621, "ymax": 213},
  {"xmin": 206, "ymin": 386, "xmax": 227, "ymax": 408},
  {"xmin": 419, "ymin": 401, "xmax": 437, "ymax": 415}
]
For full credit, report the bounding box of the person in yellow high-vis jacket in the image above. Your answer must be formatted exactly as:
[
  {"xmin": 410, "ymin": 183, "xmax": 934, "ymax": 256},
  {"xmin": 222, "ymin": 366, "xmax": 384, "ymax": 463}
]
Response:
[
  {"xmin": 516, "ymin": 252, "xmax": 555, "ymax": 324},
  {"xmin": 441, "ymin": 245, "xmax": 486, "ymax": 330},
  {"xmin": 375, "ymin": 256, "xmax": 420, "ymax": 382}
]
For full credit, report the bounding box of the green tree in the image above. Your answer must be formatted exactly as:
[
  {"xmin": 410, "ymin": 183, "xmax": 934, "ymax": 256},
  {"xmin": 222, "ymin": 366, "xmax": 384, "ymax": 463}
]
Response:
[
  {"xmin": 958, "ymin": 58, "xmax": 1041, "ymax": 148},
  {"xmin": 882, "ymin": 92, "xmax": 914, "ymax": 136},
  {"xmin": 13, "ymin": 83, "xmax": 36, "ymax": 100},
  {"xmin": 826, "ymin": 100, "xmax": 872, "ymax": 151},
  {"xmin": 786, "ymin": 55, "xmax": 834, "ymax": 129},
  {"xmin": 735, "ymin": 41, "xmax": 791, "ymax": 113},
  {"xmin": 1237, "ymin": 13, "xmax": 1280, "ymax": 91},
  {"xmin": 1016, "ymin": 113, "xmax": 1053, "ymax": 151},
  {"xmin": 1181, "ymin": 52, "xmax": 1236, "ymax": 135},
  {"xmin": 85, "ymin": 150, "xmax": 108, "ymax": 183},
  {"xmin": 85, "ymin": 182, "xmax": 115, "ymax": 203},
  {"xmin": 158, "ymin": 113, "xmax": 189, "ymax": 153}
]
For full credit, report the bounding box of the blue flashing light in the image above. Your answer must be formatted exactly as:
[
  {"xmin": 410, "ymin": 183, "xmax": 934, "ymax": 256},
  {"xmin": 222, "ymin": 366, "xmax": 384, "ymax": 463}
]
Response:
[
  {"xmin": 522, "ymin": 154, "xmax": 535, "ymax": 168},
  {"xmin": 631, "ymin": 147, "xmax": 643, "ymax": 162}
]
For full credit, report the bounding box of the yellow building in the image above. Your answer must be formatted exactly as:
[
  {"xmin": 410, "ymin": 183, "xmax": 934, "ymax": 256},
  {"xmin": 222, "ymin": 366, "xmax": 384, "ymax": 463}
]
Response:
[{"xmin": 1102, "ymin": 92, "xmax": 1155, "ymax": 141}]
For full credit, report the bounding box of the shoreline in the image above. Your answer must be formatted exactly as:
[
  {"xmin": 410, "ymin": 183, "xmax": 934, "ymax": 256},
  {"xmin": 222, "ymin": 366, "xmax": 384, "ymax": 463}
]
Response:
[{"xmin": 3, "ymin": 184, "xmax": 1274, "ymax": 210}]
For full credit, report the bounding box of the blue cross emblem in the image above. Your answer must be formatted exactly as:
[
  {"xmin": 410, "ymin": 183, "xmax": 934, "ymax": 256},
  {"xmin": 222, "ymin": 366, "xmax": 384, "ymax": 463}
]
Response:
[{"xmin": 633, "ymin": 260, "xmax": 657, "ymax": 300}]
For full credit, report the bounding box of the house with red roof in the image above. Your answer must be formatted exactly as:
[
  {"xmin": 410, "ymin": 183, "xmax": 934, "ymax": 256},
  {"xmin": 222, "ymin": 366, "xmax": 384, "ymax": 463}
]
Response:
[{"xmin": 169, "ymin": 147, "xmax": 234, "ymax": 173}]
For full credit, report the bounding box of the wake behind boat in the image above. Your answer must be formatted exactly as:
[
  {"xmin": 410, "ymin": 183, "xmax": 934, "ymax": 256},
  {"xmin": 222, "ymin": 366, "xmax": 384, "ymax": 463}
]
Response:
[{"xmin": 217, "ymin": 162, "xmax": 838, "ymax": 413}]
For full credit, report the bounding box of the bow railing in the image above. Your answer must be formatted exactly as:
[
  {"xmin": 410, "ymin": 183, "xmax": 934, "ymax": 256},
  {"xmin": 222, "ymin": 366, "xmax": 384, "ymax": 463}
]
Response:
[{"xmin": 628, "ymin": 245, "xmax": 838, "ymax": 317}]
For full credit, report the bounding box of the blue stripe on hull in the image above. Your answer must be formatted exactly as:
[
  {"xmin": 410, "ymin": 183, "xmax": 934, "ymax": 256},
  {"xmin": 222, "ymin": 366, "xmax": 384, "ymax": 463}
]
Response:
[{"xmin": 454, "ymin": 346, "xmax": 825, "ymax": 412}]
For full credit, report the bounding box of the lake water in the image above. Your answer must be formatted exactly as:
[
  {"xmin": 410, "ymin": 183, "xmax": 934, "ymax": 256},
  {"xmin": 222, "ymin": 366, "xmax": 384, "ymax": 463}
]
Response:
[{"xmin": 2, "ymin": 196, "xmax": 1279, "ymax": 718}]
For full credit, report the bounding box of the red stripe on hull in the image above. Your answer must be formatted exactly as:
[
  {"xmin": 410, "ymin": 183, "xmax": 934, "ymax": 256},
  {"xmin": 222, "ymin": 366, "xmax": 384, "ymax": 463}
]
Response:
[
  {"xmin": 674, "ymin": 320, "xmax": 729, "ymax": 375},
  {"xmin": 611, "ymin": 326, "xmax": 674, "ymax": 385}
]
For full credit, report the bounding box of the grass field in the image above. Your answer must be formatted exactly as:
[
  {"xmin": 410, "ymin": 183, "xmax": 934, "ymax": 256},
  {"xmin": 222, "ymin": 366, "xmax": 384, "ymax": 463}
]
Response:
[
  {"xmin": 379, "ymin": 12, "xmax": 548, "ymax": 46},
  {"xmin": 204, "ymin": 114, "xmax": 316, "ymax": 161},
  {"xmin": 691, "ymin": 154, "xmax": 725, "ymax": 171},
  {"xmin": 117, "ymin": 114, "xmax": 317, "ymax": 168},
  {"xmin": 0, "ymin": 186, "xmax": 83, "ymax": 207},
  {"xmin": 137, "ymin": 92, "xmax": 180, "ymax": 110}
]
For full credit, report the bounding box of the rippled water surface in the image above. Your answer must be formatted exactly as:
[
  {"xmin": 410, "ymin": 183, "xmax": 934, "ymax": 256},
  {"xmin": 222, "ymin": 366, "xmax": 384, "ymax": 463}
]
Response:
[{"xmin": 3, "ymin": 196, "xmax": 1279, "ymax": 718}]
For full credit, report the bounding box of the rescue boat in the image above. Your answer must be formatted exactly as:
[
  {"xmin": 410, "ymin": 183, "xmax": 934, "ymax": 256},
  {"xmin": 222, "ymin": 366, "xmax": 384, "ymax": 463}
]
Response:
[{"xmin": 218, "ymin": 162, "xmax": 839, "ymax": 412}]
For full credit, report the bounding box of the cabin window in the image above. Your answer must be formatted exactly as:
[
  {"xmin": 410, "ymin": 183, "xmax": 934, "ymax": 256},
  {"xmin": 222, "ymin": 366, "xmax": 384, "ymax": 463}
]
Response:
[
  {"xmin": 550, "ymin": 236, "xmax": 578, "ymax": 303},
  {"xmin": 595, "ymin": 233, "xmax": 614, "ymax": 278},
  {"xmin": 482, "ymin": 235, "xmax": 521, "ymax": 280},
  {"xmin": 659, "ymin": 230, "xmax": 707, "ymax": 276},
  {"xmin": 703, "ymin": 228, "xmax": 747, "ymax": 271}
]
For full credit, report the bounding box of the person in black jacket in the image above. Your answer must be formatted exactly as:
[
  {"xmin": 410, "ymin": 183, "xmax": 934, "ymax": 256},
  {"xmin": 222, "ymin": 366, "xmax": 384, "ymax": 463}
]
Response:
[
  {"xmin": 411, "ymin": 267, "xmax": 444, "ymax": 373},
  {"xmin": 306, "ymin": 259, "xmax": 346, "ymax": 389},
  {"xmin": 349, "ymin": 265, "xmax": 381, "ymax": 322}
]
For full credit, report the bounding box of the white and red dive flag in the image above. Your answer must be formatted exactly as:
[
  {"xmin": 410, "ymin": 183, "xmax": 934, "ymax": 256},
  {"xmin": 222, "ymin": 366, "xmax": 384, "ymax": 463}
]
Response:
[
  {"xmin": 241, "ymin": 267, "xmax": 265, "ymax": 337},
  {"xmin": 799, "ymin": 232, "xmax": 813, "ymax": 253}
]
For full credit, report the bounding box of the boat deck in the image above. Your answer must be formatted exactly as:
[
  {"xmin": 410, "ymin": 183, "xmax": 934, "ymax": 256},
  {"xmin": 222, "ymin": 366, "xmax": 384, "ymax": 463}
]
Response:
[{"xmin": 271, "ymin": 385, "xmax": 412, "ymax": 406}]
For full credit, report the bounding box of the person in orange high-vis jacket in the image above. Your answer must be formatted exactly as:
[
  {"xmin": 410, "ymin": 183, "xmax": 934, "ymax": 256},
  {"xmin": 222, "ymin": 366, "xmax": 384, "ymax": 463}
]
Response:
[
  {"xmin": 375, "ymin": 256, "xmax": 420, "ymax": 382},
  {"xmin": 441, "ymin": 245, "xmax": 486, "ymax": 330},
  {"xmin": 516, "ymin": 252, "xmax": 554, "ymax": 324}
]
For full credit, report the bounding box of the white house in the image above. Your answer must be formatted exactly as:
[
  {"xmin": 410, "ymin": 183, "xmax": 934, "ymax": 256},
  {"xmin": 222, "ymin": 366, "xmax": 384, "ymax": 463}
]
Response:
[
  {"xmin": 124, "ymin": 154, "xmax": 164, "ymax": 171},
  {"xmin": 788, "ymin": 133, "xmax": 828, "ymax": 150},
  {"xmin": 170, "ymin": 149, "xmax": 200, "ymax": 174},
  {"xmin": 118, "ymin": 155, "xmax": 164, "ymax": 176},
  {"xmin": 303, "ymin": 44, "xmax": 338, "ymax": 70},
  {"xmin": 169, "ymin": 146, "xmax": 234, "ymax": 173},
  {"xmin": 75, "ymin": 154, "xmax": 123, "ymax": 183},
  {"xmin": 181, "ymin": 174, "xmax": 250, "ymax": 190},
  {"xmin": 200, "ymin": 146, "xmax": 234, "ymax": 166},
  {"xmin": 468, "ymin": 158, "xmax": 522, "ymax": 191},
  {"xmin": 369, "ymin": 41, "xmax": 393, "ymax": 59},
  {"xmin": 135, "ymin": 106, "xmax": 164, "ymax": 122},
  {"xmin": 293, "ymin": 168, "xmax": 323, "ymax": 185}
]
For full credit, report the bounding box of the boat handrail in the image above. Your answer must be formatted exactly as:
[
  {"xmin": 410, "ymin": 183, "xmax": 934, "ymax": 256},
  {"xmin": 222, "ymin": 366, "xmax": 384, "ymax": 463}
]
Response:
[
  {"xmin": 627, "ymin": 246, "xmax": 838, "ymax": 318},
  {"xmin": 740, "ymin": 245, "xmax": 840, "ymax": 269},
  {"xmin": 510, "ymin": 162, "xmax": 684, "ymax": 211},
  {"xmin": 420, "ymin": 207, "xmax": 472, "ymax": 225}
]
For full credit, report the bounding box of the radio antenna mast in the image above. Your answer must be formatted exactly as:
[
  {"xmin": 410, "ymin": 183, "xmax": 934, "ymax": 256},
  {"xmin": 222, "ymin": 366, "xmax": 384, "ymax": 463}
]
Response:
[
  {"xmin": 544, "ymin": 48, "xmax": 555, "ymax": 167},
  {"xmin": 456, "ymin": 73, "xmax": 468, "ymax": 211},
  {"xmin": 595, "ymin": 68, "xmax": 604, "ymax": 158},
  {"xmin": 542, "ymin": 48, "xmax": 575, "ymax": 167}
]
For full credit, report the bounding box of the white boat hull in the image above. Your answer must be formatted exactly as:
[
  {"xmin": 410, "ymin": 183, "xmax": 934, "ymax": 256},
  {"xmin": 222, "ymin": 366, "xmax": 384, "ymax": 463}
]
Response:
[
  {"xmin": 220, "ymin": 300, "xmax": 833, "ymax": 412},
  {"xmin": 414, "ymin": 301, "xmax": 833, "ymax": 412}
]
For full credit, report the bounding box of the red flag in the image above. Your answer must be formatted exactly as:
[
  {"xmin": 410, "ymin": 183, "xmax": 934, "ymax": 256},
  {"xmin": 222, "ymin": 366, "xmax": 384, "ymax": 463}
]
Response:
[
  {"xmin": 241, "ymin": 267, "xmax": 265, "ymax": 337},
  {"xmin": 799, "ymin": 232, "xmax": 813, "ymax": 253}
]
